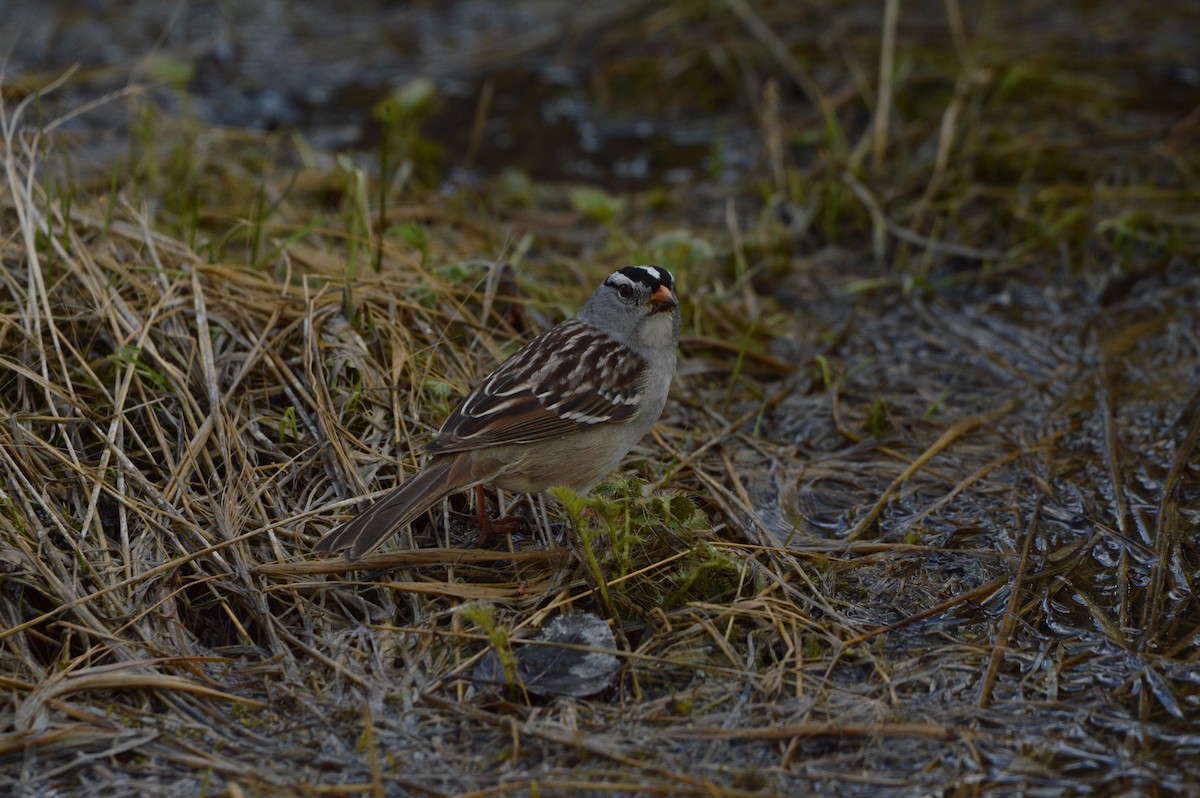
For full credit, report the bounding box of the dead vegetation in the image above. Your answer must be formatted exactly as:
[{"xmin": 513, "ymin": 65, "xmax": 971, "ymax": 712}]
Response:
[{"xmin": 3, "ymin": 1, "xmax": 1200, "ymax": 795}]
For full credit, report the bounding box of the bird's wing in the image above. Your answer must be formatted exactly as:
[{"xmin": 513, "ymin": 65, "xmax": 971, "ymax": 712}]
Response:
[{"xmin": 425, "ymin": 319, "xmax": 646, "ymax": 454}]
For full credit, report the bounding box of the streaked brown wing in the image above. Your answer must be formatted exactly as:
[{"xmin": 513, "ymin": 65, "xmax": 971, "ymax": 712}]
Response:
[{"xmin": 425, "ymin": 319, "xmax": 645, "ymax": 455}]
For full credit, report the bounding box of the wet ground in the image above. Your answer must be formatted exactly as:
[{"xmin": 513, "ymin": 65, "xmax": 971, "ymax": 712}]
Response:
[
  {"xmin": 3, "ymin": 0, "xmax": 731, "ymax": 187},
  {"xmin": 741, "ymin": 254, "xmax": 1200, "ymax": 790}
]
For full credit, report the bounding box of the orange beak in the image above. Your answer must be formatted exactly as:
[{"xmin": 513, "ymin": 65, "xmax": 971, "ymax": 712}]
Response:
[{"xmin": 647, "ymin": 284, "xmax": 678, "ymax": 314}]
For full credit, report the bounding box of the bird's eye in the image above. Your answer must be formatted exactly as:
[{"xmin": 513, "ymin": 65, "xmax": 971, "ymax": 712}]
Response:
[{"xmin": 617, "ymin": 284, "xmax": 635, "ymax": 300}]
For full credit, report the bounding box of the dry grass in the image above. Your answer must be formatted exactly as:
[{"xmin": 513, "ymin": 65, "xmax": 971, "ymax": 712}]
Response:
[
  {"xmin": 3, "ymin": 1, "xmax": 1200, "ymax": 796},
  {"xmin": 0, "ymin": 114, "xmax": 873, "ymax": 793}
]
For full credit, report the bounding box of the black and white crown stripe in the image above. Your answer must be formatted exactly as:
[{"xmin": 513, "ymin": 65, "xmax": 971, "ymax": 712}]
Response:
[{"xmin": 604, "ymin": 265, "xmax": 671, "ymax": 293}]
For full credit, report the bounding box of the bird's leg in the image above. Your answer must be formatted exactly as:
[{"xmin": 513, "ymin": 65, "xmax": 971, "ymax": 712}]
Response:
[{"xmin": 474, "ymin": 484, "xmax": 528, "ymax": 547}]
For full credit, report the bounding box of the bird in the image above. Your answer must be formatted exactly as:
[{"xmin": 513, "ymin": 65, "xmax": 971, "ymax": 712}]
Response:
[{"xmin": 315, "ymin": 265, "xmax": 681, "ymax": 561}]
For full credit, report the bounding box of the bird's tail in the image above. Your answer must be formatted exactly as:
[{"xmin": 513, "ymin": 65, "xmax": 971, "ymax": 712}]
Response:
[{"xmin": 315, "ymin": 459, "xmax": 458, "ymax": 561}]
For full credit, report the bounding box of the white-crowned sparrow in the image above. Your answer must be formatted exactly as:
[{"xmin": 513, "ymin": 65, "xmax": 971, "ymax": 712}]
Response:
[{"xmin": 315, "ymin": 265, "xmax": 681, "ymax": 560}]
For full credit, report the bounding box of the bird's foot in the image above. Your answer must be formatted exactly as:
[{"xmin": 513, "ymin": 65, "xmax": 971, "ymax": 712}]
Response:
[
  {"xmin": 474, "ymin": 484, "xmax": 528, "ymax": 547},
  {"xmin": 476, "ymin": 513, "xmax": 528, "ymax": 547}
]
